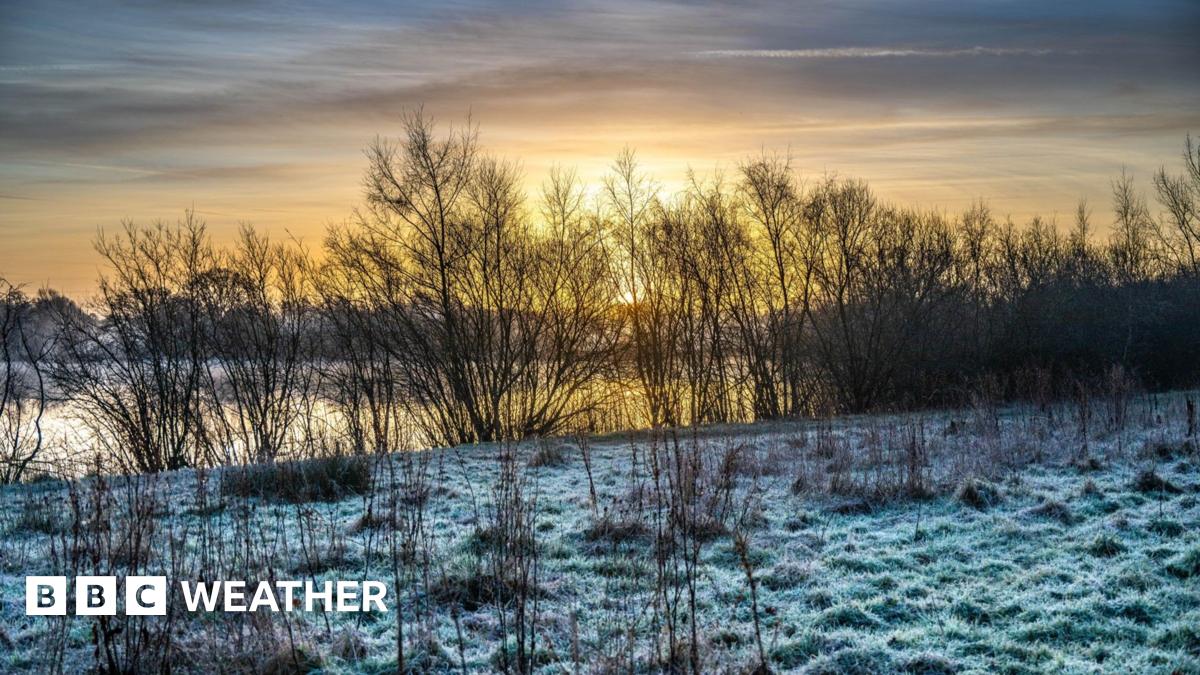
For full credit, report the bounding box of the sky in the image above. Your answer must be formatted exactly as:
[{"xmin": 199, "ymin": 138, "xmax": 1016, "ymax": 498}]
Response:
[{"xmin": 1, "ymin": 0, "xmax": 1198, "ymax": 296}]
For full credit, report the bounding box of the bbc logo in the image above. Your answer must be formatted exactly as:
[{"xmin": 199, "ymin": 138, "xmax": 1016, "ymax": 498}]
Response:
[{"xmin": 26, "ymin": 576, "xmax": 167, "ymax": 616}]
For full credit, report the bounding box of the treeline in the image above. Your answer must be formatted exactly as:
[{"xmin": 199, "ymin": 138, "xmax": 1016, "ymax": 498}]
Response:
[{"xmin": 2, "ymin": 113, "xmax": 1199, "ymax": 477}]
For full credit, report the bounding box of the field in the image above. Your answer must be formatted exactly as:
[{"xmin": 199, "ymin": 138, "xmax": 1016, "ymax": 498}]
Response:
[{"xmin": 1, "ymin": 396, "xmax": 1198, "ymax": 674}]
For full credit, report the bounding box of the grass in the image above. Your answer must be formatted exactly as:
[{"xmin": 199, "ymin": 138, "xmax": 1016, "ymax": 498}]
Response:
[
  {"xmin": 1, "ymin": 397, "xmax": 1199, "ymax": 672},
  {"xmin": 219, "ymin": 454, "xmax": 371, "ymax": 503}
]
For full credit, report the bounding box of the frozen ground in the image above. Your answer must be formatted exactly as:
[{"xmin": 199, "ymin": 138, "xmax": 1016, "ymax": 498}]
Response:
[{"xmin": 1, "ymin": 397, "xmax": 1198, "ymax": 673}]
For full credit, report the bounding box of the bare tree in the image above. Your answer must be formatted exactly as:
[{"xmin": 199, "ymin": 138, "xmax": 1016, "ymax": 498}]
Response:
[
  {"xmin": 739, "ymin": 153, "xmax": 818, "ymax": 417},
  {"xmin": 658, "ymin": 173, "xmax": 741, "ymax": 424},
  {"xmin": 1109, "ymin": 168, "xmax": 1157, "ymax": 283},
  {"xmin": 602, "ymin": 149, "xmax": 681, "ymax": 427},
  {"xmin": 52, "ymin": 213, "xmax": 214, "ymax": 473},
  {"xmin": 805, "ymin": 177, "xmax": 956, "ymax": 412},
  {"xmin": 196, "ymin": 226, "xmax": 319, "ymax": 464},
  {"xmin": 0, "ymin": 280, "xmax": 55, "ymax": 482},
  {"xmin": 1152, "ymin": 135, "xmax": 1200, "ymax": 275},
  {"xmin": 327, "ymin": 111, "xmax": 616, "ymax": 445}
]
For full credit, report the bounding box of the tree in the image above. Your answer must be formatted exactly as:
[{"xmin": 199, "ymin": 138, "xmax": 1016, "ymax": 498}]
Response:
[
  {"xmin": 739, "ymin": 153, "xmax": 818, "ymax": 417},
  {"xmin": 196, "ymin": 226, "xmax": 319, "ymax": 463},
  {"xmin": 1109, "ymin": 169, "xmax": 1157, "ymax": 283},
  {"xmin": 326, "ymin": 111, "xmax": 618, "ymax": 445},
  {"xmin": 0, "ymin": 280, "xmax": 55, "ymax": 482},
  {"xmin": 52, "ymin": 214, "xmax": 213, "ymax": 473},
  {"xmin": 1153, "ymin": 135, "xmax": 1200, "ymax": 275}
]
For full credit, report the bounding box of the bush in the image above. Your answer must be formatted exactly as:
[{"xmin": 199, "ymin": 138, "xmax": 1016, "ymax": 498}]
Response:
[
  {"xmin": 956, "ymin": 478, "xmax": 1003, "ymax": 510},
  {"xmin": 1132, "ymin": 469, "xmax": 1181, "ymax": 494},
  {"xmin": 22, "ymin": 472, "xmax": 65, "ymax": 488},
  {"xmin": 220, "ymin": 455, "xmax": 372, "ymax": 503}
]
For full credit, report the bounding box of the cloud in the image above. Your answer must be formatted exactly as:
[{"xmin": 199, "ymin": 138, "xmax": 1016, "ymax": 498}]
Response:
[
  {"xmin": 1, "ymin": 0, "xmax": 1198, "ymax": 293},
  {"xmin": 694, "ymin": 47, "xmax": 1064, "ymax": 59},
  {"xmin": 0, "ymin": 64, "xmax": 104, "ymax": 72}
]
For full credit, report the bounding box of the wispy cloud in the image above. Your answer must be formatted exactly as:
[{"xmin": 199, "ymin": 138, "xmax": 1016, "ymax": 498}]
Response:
[
  {"xmin": 0, "ymin": 64, "xmax": 104, "ymax": 72},
  {"xmin": 695, "ymin": 47, "xmax": 1064, "ymax": 59},
  {"xmin": 0, "ymin": 0, "xmax": 1197, "ymax": 293}
]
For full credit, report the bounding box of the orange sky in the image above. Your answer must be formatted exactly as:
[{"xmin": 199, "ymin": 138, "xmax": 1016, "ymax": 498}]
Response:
[{"xmin": 2, "ymin": 0, "xmax": 1198, "ymax": 296}]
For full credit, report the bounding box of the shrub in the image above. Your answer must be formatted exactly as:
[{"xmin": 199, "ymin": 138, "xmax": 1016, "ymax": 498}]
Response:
[
  {"xmin": 490, "ymin": 639, "xmax": 554, "ymax": 671},
  {"xmin": 220, "ymin": 455, "xmax": 371, "ymax": 503},
  {"xmin": 691, "ymin": 515, "xmax": 729, "ymax": 541},
  {"xmin": 826, "ymin": 555, "xmax": 884, "ymax": 574},
  {"xmin": 290, "ymin": 540, "xmax": 356, "ymax": 576},
  {"xmin": 430, "ymin": 557, "xmax": 543, "ymax": 612},
  {"xmin": 22, "ymin": 472, "xmax": 65, "ymax": 488},
  {"xmin": 1132, "ymin": 469, "xmax": 1181, "ymax": 494},
  {"xmin": 791, "ymin": 470, "xmax": 811, "ymax": 495},
  {"xmin": 956, "ymin": 478, "xmax": 1002, "ymax": 510},
  {"xmin": 593, "ymin": 557, "xmax": 647, "ymax": 579},
  {"xmin": 430, "ymin": 565, "xmax": 506, "ymax": 611},
  {"xmin": 807, "ymin": 589, "xmax": 834, "ymax": 610},
  {"xmin": 783, "ymin": 510, "xmax": 815, "ymax": 531}
]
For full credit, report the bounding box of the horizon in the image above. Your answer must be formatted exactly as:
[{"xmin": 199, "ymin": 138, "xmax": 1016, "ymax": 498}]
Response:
[{"xmin": 3, "ymin": 0, "xmax": 1200, "ymax": 296}]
